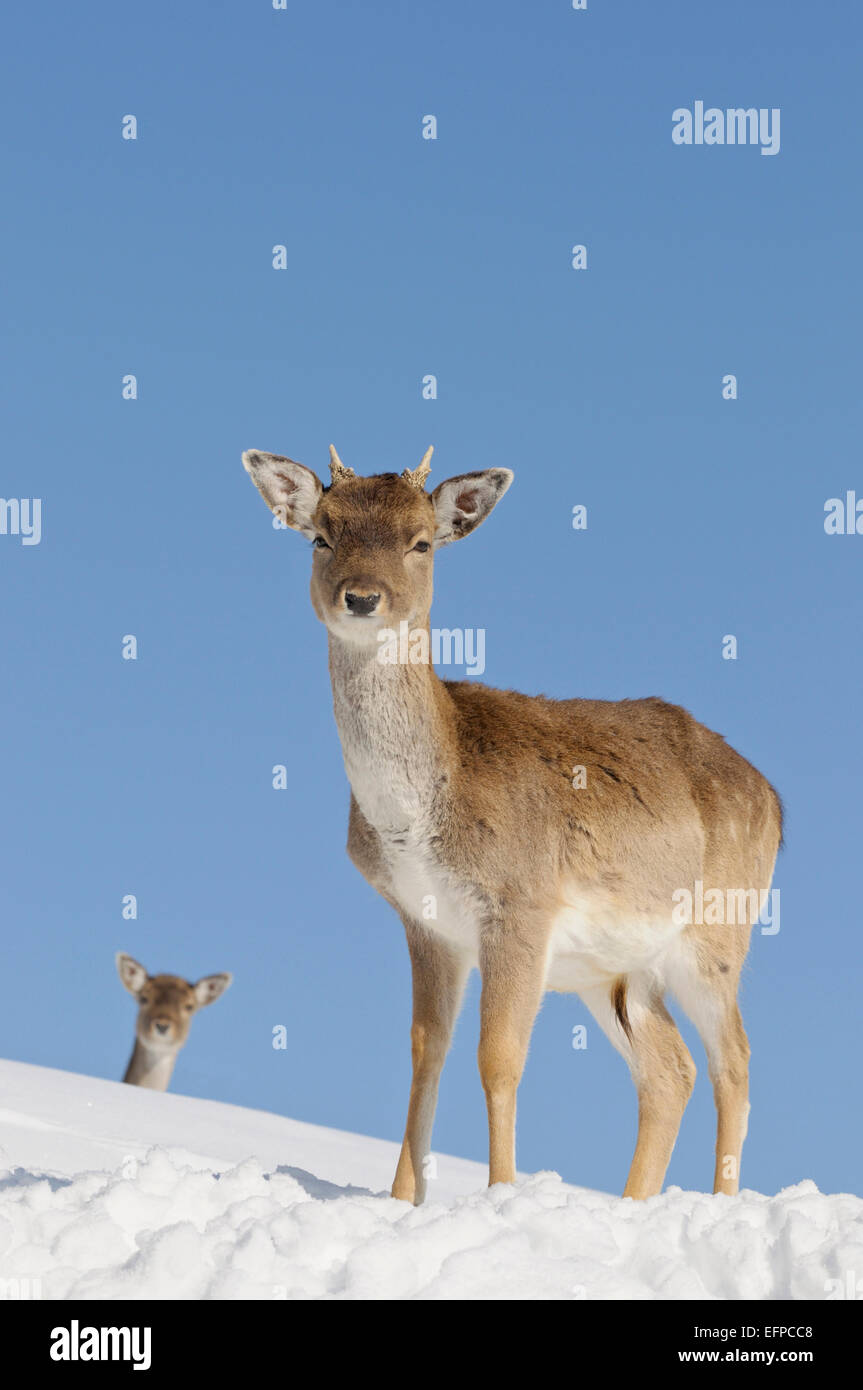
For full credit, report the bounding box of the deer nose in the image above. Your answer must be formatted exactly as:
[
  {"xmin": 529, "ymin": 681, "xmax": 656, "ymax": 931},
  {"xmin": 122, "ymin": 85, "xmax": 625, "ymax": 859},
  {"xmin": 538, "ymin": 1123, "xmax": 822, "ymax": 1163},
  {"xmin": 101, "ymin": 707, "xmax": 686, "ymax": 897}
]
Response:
[
  {"xmin": 154, "ymin": 1021, "xmax": 170, "ymax": 1036},
  {"xmin": 344, "ymin": 591, "xmax": 380, "ymax": 617}
]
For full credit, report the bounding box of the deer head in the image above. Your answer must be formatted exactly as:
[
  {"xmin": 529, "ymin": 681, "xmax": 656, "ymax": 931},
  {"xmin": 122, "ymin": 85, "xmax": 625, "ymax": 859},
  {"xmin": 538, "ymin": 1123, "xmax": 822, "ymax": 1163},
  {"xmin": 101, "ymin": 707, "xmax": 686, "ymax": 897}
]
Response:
[
  {"xmin": 116, "ymin": 952, "xmax": 232, "ymax": 1055},
  {"xmin": 242, "ymin": 445, "xmax": 513, "ymax": 645}
]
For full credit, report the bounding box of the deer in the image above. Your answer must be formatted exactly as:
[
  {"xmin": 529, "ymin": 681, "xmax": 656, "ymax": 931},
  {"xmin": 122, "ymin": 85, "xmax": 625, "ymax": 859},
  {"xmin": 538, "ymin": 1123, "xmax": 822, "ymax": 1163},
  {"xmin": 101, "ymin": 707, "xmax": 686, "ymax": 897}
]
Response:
[
  {"xmin": 116, "ymin": 953, "xmax": 232, "ymax": 1091},
  {"xmin": 242, "ymin": 443, "xmax": 783, "ymax": 1204}
]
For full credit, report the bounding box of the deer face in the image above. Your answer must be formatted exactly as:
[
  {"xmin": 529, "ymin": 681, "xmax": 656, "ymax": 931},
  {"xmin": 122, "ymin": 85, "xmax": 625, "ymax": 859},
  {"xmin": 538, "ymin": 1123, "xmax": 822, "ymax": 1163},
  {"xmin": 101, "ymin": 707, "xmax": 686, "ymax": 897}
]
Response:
[
  {"xmin": 242, "ymin": 446, "xmax": 513, "ymax": 647},
  {"xmin": 309, "ymin": 474, "xmax": 436, "ymax": 641},
  {"xmin": 116, "ymin": 953, "xmax": 232, "ymax": 1054}
]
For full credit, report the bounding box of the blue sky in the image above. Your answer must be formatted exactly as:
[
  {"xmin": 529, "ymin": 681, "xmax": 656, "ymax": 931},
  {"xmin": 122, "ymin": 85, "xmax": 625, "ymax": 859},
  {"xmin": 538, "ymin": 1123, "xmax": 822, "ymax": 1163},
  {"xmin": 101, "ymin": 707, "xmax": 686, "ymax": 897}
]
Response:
[{"xmin": 1, "ymin": 0, "xmax": 861, "ymax": 1199}]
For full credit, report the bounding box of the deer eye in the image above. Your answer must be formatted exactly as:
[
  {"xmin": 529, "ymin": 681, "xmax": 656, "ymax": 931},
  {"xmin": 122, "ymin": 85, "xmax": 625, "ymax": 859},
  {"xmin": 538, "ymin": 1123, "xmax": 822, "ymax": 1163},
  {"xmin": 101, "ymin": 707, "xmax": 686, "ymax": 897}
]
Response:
[
  {"xmin": 313, "ymin": 536, "xmax": 331, "ymax": 550},
  {"xmin": 410, "ymin": 541, "xmax": 430, "ymax": 554},
  {"xmin": 184, "ymin": 1003, "xmax": 194, "ymax": 1012}
]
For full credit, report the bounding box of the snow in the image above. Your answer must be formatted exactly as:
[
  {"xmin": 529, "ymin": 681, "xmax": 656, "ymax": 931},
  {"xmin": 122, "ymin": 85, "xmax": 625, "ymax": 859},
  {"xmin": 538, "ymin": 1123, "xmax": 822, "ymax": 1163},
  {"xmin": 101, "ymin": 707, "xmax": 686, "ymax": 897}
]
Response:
[{"xmin": 0, "ymin": 1058, "xmax": 860, "ymax": 1300}]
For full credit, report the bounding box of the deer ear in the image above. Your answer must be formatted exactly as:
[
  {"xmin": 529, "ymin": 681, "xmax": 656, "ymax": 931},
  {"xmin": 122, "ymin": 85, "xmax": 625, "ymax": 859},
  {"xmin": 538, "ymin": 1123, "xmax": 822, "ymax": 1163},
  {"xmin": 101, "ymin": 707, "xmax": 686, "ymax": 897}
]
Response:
[
  {"xmin": 431, "ymin": 469, "xmax": 513, "ymax": 547},
  {"xmin": 242, "ymin": 451, "xmax": 323, "ymax": 537},
  {"xmin": 193, "ymin": 973, "xmax": 232, "ymax": 1007},
  {"xmin": 116, "ymin": 952, "xmax": 148, "ymax": 997}
]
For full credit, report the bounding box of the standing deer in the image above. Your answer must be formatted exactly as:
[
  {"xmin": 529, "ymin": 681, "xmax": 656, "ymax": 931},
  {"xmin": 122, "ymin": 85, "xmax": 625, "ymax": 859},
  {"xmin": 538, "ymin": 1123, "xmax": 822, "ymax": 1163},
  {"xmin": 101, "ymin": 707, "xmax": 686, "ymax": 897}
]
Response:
[
  {"xmin": 116, "ymin": 953, "xmax": 232, "ymax": 1091},
  {"xmin": 242, "ymin": 443, "xmax": 782, "ymax": 1203}
]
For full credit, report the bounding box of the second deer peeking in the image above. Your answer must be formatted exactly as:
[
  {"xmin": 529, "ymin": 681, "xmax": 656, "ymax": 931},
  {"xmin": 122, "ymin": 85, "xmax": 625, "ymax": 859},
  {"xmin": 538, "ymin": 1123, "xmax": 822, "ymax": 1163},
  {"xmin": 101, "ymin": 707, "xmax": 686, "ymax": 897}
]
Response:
[{"xmin": 116, "ymin": 952, "xmax": 232, "ymax": 1091}]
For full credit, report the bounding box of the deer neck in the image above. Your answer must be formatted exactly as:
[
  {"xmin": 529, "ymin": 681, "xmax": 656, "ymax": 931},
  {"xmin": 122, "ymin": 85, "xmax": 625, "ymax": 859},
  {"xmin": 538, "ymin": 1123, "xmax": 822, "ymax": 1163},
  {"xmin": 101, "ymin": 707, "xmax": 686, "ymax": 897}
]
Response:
[
  {"xmin": 328, "ymin": 629, "xmax": 455, "ymax": 834},
  {"xmin": 123, "ymin": 1038, "xmax": 178, "ymax": 1091}
]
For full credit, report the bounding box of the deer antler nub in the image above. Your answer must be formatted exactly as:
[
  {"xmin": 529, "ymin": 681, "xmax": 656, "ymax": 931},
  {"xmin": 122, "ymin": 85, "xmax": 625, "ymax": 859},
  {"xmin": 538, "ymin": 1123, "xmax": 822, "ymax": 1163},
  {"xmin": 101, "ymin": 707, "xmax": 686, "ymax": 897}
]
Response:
[
  {"xmin": 402, "ymin": 446, "xmax": 433, "ymax": 491},
  {"xmin": 328, "ymin": 443, "xmax": 432, "ymax": 490},
  {"xmin": 328, "ymin": 444, "xmax": 356, "ymax": 486}
]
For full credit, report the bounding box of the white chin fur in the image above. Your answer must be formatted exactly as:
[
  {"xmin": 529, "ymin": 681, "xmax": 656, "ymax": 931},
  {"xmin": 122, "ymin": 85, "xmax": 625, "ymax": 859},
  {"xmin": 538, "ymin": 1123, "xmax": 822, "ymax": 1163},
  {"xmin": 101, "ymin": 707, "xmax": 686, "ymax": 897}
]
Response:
[{"xmin": 325, "ymin": 614, "xmax": 390, "ymax": 647}]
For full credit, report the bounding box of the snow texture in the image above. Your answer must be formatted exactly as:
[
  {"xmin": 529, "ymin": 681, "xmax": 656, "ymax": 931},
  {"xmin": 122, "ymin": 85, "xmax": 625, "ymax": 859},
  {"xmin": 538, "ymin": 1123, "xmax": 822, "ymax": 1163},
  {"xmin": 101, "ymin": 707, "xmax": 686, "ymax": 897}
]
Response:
[{"xmin": 0, "ymin": 1059, "xmax": 860, "ymax": 1300}]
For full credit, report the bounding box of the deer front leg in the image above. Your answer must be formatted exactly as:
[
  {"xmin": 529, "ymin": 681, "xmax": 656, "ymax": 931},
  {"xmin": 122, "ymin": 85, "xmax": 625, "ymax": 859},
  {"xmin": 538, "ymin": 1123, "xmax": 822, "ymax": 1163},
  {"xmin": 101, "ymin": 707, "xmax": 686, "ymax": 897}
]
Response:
[
  {"xmin": 391, "ymin": 921, "xmax": 471, "ymax": 1205},
  {"xmin": 478, "ymin": 922, "xmax": 549, "ymax": 1188}
]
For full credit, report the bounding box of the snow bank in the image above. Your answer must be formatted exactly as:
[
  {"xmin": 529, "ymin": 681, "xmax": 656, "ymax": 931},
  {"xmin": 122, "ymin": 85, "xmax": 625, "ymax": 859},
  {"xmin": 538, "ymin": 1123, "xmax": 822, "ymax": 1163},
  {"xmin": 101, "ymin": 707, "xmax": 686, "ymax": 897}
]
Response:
[{"xmin": 1, "ymin": 1060, "xmax": 860, "ymax": 1300}]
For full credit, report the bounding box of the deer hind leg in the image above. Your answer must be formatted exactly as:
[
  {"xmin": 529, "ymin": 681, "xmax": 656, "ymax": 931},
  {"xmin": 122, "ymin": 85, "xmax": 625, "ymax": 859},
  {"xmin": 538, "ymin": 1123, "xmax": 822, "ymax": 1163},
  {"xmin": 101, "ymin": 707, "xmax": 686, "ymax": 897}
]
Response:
[
  {"xmin": 665, "ymin": 932, "xmax": 751, "ymax": 1196},
  {"xmin": 578, "ymin": 977, "xmax": 697, "ymax": 1199},
  {"xmin": 709, "ymin": 1003, "xmax": 750, "ymax": 1196},
  {"xmin": 391, "ymin": 921, "xmax": 471, "ymax": 1205}
]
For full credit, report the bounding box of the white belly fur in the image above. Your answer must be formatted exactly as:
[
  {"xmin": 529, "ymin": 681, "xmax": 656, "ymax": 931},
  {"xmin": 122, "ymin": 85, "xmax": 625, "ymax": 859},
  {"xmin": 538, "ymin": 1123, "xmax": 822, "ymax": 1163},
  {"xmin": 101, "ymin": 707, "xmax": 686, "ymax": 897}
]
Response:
[
  {"xmin": 545, "ymin": 893, "xmax": 685, "ymax": 992},
  {"xmin": 384, "ymin": 838, "xmax": 683, "ymax": 993}
]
